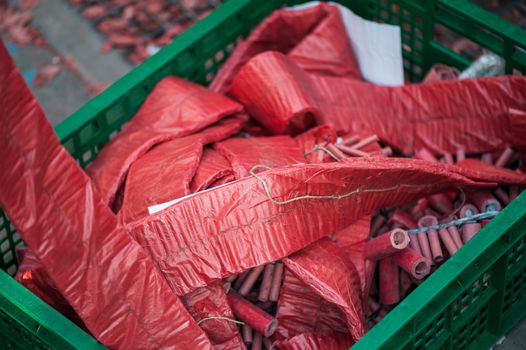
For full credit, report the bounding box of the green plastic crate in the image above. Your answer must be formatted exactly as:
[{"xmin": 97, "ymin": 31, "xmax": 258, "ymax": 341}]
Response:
[{"xmin": 1, "ymin": 0, "xmax": 525, "ymax": 349}]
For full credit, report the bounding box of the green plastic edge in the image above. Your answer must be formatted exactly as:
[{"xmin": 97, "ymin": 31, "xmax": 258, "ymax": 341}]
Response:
[
  {"xmin": 354, "ymin": 190, "xmax": 526, "ymax": 349},
  {"xmin": 0, "ymin": 270, "xmax": 104, "ymax": 349}
]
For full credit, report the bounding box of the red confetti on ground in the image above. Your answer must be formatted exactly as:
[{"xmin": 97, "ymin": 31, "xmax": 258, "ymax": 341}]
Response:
[
  {"xmin": 34, "ymin": 65, "xmax": 61, "ymax": 88},
  {"xmin": 20, "ymin": 0, "xmax": 41, "ymax": 11}
]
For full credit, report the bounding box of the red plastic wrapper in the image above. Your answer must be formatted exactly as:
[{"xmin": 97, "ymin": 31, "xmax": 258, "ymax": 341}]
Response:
[
  {"xmin": 275, "ymin": 269, "xmax": 348, "ymax": 340},
  {"xmin": 190, "ymin": 148, "xmax": 234, "ymax": 193},
  {"xmin": 125, "ymin": 157, "xmax": 518, "ymax": 295},
  {"xmin": 278, "ymin": 331, "xmax": 353, "ymax": 350},
  {"xmin": 86, "ymin": 76, "xmax": 243, "ymax": 207},
  {"xmin": 0, "ymin": 41, "xmax": 212, "ymax": 349},
  {"xmin": 181, "ymin": 281, "xmax": 245, "ymax": 350},
  {"xmin": 214, "ymin": 135, "xmax": 305, "ymax": 178},
  {"xmin": 229, "ymin": 51, "xmax": 526, "ymax": 154},
  {"xmin": 120, "ymin": 115, "xmax": 245, "ymax": 224},
  {"xmin": 15, "ymin": 248, "xmax": 85, "ymax": 329},
  {"xmin": 332, "ymin": 217, "xmax": 374, "ymax": 300},
  {"xmin": 211, "ymin": 3, "xmax": 360, "ymax": 94},
  {"xmin": 284, "ymin": 239, "xmax": 366, "ymax": 341}
]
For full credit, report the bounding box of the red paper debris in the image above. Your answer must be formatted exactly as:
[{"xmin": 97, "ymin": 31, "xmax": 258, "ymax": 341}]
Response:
[
  {"xmin": 278, "ymin": 331, "xmax": 353, "ymax": 350},
  {"xmin": 34, "ymin": 65, "xmax": 60, "ymax": 87},
  {"xmin": 230, "ymin": 51, "xmax": 526, "ymax": 155},
  {"xmin": 125, "ymin": 157, "xmax": 520, "ymax": 295},
  {"xmin": 0, "ymin": 41, "xmax": 213, "ymax": 349},
  {"xmin": 86, "ymin": 76, "xmax": 243, "ymax": 207}
]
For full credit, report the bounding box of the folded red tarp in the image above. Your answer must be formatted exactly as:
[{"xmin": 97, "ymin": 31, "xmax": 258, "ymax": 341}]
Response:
[
  {"xmin": 229, "ymin": 51, "xmax": 526, "ymax": 155},
  {"xmin": 275, "ymin": 269, "xmax": 348, "ymax": 341},
  {"xmin": 86, "ymin": 76, "xmax": 243, "ymax": 207},
  {"xmin": 120, "ymin": 115, "xmax": 245, "ymax": 224},
  {"xmin": 214, "ymin": 135, "xmax": 305, "ymax": 178},
  {"xmin": 211, "ymin": 3, "xmax": 360, "ymax": 94},
  {"xmin": 126, "ymin": 157, "xmax": 524, "ymax": 295},
  {"xmin": 181, "ymin": 281, "xmax": 245, "ymax": 350},
  {"xmin": 15, "ymin": 248, "xmax": 86, "ymax": 329},
  {"xmin": 0, "ymin": 41, "xmax": 213, "ymax": 349},
  {"xmin": 190, "ymin": 148, "xmax": 234, "ymax": 193},
  {"xmin": 284, "ymin": 239, "xmax": 366, "ymax": 341}
]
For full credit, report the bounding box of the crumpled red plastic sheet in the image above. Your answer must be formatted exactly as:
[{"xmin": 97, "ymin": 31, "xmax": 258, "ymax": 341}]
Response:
[
  {"xmin": 284, "ymin": 239, "xmax": 366, "ymax": 341},
  {"xmin": 0, "ymin": 42, "xmax": 212, "ymax": 349},
  {"xmin": 120, "ymin": 115, "xmax": 245, "ymax": 224},
  {"xmin": 214, "ymin": 135, "xmax": 305, "ymax": 178},
  {"xmin": 181, "ymin": 281, "xmax": 245, "ymax": 350},
  {"xmin": 278, "ymin": 331, "xmax": 353, "ymax": 350},
  {"xmin": 15, "ymin": 248, "xmax": 86, "ymax": 329},
  {"xmin": 125, "ymin": 157, "xmax": 523, "ymax": 295},
  {"xmin": 190, "ymin": 148, "xmax": 234, "ymax": 193},
  {"xmin": 229, "ymin": 51, "xmax": 526, "ymax": 154},
  {"xmin": 86, "ymin": 76, "xmax": 243, "ymax": 207},
  {"xmin": 275, "ymin": 269, "xmax": 348, "ymax": 341},
  {"xmin": 211, "ymin": 3, "xmax": 360, "ymax": 95}
]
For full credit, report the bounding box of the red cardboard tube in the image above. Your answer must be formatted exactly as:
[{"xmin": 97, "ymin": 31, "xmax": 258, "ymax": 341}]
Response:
[
  {"xmin": 350, "ymin": 134, "xmax": 379, "ymax": 150},
  {"xmin": 342, "ymin": 134, "xmax": 360, "ymax": 146},
  {"xmin": 363, "ymin": 229, "xmax": 410, "ymax": 261},
  {"xmin": 470, "ymin": 191, "xmax": 502, "ymax": 212},
  {"xmin": 410, "ymin": 198, "xmax": 429, "ymax": 217},
  {"xmin": 227, "ymin": 292, "xmax": 278, "ymax": 337},
  {"xmin": 390, "ymin": 211, "xmax": 418, "ymax": 229},
  {"xmin": 399, "ymin": 270, "xmax": 413, "ymax": 298},
  {"xmin": 242, "ymin": 324, "xmax": 253, "ymax": 344},
  {"xmin": 439, "ymin": 228, "xmax": 458, "ymax": 256},
  {"xmin": 336, "ymin": 143, "xmax": 369, "ymax": 157},
  {"xmin": 494, "ymin": 147, "xmax": 514, "ymax": 168},
  {"xmin": 392, "ymin": 248, "xmax": 431, "ymax": 279},
  {"xmin": 418, "ymin": 215, "xmax": 444, "ymax": 263},
  {"xmin": 494, "ymin": 188, "xmax": 510, "ymax": 205},
  {"xmin": 481, "ymin": 153, "xmax": 493, "ymax": 164},
  {"xmin": 460, "ymin": 204, "xmax": 482, "ymax": 243},
  {"xmin": 428, "ymin": 193, "xmax": 454, "ymax": 215},
  {"xmin": 456, "ymin": 148, "xmax": 466, "ymax": 162},
  {"xmin": 233, "ymin": 269, "xmax": 251, "ymax": 290},
  {"xmin": 415, "ymin": 147, "xmax": 438, "ymax": 162},
  {"xmin": 510, "ymin": 185, "xmax": 519, "ymax": 201},
  {"xmin": 263, "ymin": 337, "xmax": 273, "ymax": 349},
  {"xmin": 258, "ymin": 264, "xmax": 275, "ymax": 302},
  {"xmin": 239, "ymin": 265, "xmax": 265, "ymax": 296},
  {"xmin": 379, "ymin": 257, "xmax": 400, "ymax": 305},
  {"xmin": 382, "ymin": 147, "xmax": 393, "ymax": 157},
  {"xmin": 443, "ymin": 153, "xmax": 454, "ymax": 164},
  {"xmin": 447, "ymin": 223, "xmax": 463, "ymax": 250},
  {"xmin": 371, "ymin": 214, "xmax": 386, "ymax": 236},
  {"xmin": 252, "ymin": 332, "xmax": 263, "ymax": 350},
  {"xmin": 269, "ymin": 262, "xmax": 284, "ymax": 302},
  {"xmin": 327, "ymin": 143, "xmax": 347, "ymax": 160}
]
